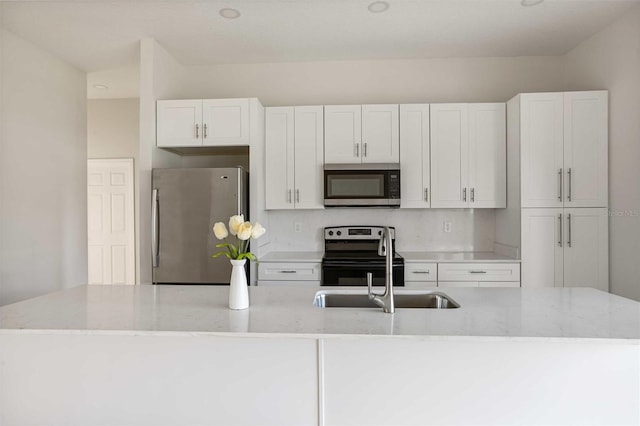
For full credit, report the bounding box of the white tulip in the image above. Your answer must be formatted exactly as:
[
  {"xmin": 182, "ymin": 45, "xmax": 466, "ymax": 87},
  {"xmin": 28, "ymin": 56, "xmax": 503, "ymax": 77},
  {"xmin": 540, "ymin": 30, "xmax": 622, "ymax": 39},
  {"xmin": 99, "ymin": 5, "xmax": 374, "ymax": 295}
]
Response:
[
  {"xmin": 251, "ymin": 222, "xmax": 266, "ymax": 239},
  {"xmin": 237, "ymin": 222, "xmax": 253, "ymax": 240},
  {"xmin": 212, "ymin": 222, "xmax": 228, "ymax": 240},
  {"xmin": 228, "ymin": 214, "xmax": 244, "ymax": 236}
]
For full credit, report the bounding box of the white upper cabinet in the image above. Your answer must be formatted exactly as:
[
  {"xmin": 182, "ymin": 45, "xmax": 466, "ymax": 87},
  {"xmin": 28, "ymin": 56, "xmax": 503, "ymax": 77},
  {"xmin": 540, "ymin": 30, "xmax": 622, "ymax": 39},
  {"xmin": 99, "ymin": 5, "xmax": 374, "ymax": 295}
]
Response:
[
  {"xmin": 520, "ymin": 91, "xmax": 607, "ymax": 208},
  {"xmin": 265, "ymin": 106, "xmax": 324, "ymax": 210},
  {"xmin": 156, "ymin": 100, "xmax": 202, "ymax": 147},
  {"xmin": 400, "ymin": 104, "xmax": 430, "ymax": 208},
  {"xmin": 202, "ymin": 99, "xmax": 250, "ymax": 146},
  {"xmin": 157, "ymin": 98, "xmax": 250, "ymax": 147},
  {"xmin": 324, "ymin": 105, "xmax": 399, "ymax": 164},
  {"xmin": 430, "ymin": 104, "xmax": 469, "ymax": 208},
  {"xmin": 468, "ymin": 103, "xmax": 506, "ymax": 208},
  {"xmin": 563, "ymin": 91, "xmax": 608, "ymax": 208},
  {"xmin": 361, "ymin": 104, "xmax": 399, "ymax": 163}
]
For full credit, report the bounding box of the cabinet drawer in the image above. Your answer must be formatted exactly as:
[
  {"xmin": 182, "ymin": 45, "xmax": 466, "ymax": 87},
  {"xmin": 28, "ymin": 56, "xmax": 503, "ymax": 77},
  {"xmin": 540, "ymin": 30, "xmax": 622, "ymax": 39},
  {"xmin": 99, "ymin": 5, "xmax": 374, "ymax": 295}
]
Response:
[
  {"xmin": 438, "ymin": 263, "xmax": 520, "ymax": 282},
  {"xmin": 258, "ymin": 262, "xmax": 321, "ymax": 281},
  {"xmin": 404, "ymin": 263, "xmax": 437, "ymax": 282}
]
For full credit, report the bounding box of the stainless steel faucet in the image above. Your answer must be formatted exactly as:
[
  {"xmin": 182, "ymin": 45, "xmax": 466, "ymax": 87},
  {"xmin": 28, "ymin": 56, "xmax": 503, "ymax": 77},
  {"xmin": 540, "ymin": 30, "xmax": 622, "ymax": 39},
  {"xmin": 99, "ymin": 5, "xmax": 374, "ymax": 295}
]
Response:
[{"xmin": 367, "ymin": 226, "xmax": 395, "ymax": 313}]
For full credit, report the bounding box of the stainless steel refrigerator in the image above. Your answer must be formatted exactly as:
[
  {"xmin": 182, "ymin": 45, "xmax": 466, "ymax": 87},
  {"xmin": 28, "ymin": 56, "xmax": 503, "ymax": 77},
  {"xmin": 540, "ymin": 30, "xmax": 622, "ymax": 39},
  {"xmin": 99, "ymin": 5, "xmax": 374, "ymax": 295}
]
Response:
[{"xmin": 152, "ymin": 167, "xmax": 248, "ymax": 284}]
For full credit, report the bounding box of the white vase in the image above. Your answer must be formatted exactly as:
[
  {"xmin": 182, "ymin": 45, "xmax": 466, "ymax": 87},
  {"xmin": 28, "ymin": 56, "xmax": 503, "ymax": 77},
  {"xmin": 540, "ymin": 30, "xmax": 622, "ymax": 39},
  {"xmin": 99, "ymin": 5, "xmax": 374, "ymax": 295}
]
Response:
[{"xmin": 228, "ymin": 259, "xmax": 249, "ymax": 310}]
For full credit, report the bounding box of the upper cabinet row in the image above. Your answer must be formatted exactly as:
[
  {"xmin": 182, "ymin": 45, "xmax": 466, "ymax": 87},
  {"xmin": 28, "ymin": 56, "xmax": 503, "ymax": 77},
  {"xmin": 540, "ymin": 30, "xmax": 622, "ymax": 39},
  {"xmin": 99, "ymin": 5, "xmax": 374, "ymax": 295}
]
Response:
[{"xmin": 157, "ymin": 99, "xmax": 250, "ymax": 147}]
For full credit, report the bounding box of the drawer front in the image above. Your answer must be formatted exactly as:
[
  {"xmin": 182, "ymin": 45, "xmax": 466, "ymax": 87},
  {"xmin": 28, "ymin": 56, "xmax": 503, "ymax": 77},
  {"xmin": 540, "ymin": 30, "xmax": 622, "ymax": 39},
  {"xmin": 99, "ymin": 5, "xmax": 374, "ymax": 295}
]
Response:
[
  {"xmin": 257, "ymin": 280, "xmax": 320, "ymax": 286},
  {"xmin": 438, "ymin": 263, "xmax": 520, "ymax": 282},
  {"xmin": 478, "ymin": 281, "xmax": 521, "ymax": 288},
  {"xmin": 258, "ymin": 262, "xmax": 321, "ymax": 281},
  {"xmin": 404, "ymin": 263, "xmax": 438, "ymax": 282}
]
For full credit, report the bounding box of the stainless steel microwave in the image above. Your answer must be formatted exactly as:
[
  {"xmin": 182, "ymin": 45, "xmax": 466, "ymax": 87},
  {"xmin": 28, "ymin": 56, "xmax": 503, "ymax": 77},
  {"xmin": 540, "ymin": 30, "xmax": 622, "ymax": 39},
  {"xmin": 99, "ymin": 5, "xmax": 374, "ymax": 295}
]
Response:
[{"xmin": 323, "ymin": 163, "xmax": 401, "ymax": 207}]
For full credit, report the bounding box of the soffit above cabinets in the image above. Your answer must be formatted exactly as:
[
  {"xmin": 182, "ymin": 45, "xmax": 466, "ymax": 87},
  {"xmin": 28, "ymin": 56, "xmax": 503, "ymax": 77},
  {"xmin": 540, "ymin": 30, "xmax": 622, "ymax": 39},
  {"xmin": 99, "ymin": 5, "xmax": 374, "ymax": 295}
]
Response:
[{"xmin": 2, "ymin": 0, "xmax": 639, "ymax": 71}]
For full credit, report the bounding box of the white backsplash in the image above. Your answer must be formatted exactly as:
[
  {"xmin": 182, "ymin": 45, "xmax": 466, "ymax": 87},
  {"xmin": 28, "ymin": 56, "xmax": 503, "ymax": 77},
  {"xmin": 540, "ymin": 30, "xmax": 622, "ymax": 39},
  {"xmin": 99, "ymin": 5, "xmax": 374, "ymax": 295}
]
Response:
[{"xmin": 265, "ymin": 209, "xmax": 496, "ymax": 253}]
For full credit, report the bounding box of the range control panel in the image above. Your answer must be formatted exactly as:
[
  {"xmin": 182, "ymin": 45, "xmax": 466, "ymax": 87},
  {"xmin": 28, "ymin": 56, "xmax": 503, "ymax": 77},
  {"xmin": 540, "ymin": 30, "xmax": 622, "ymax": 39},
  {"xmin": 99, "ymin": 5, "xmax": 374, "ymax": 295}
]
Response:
[{"xmin": 324, "ymin": 226, "xmax": 396, "ymax": 240}]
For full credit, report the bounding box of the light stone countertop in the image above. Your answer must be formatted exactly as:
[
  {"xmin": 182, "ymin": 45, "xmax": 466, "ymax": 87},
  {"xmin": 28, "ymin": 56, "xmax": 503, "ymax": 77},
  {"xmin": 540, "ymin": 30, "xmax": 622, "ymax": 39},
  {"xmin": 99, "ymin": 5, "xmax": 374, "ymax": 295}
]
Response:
[
  {"xmin": 1, "ymin": 285, "xmax": 638, "ymax": 342},
  {"xmin": 259, "ymin": 251, "xmax": 323, "ymax": 262},
  {"xmin": 400, "ymin": 251, "xmax": 520, "ymax": 262}
]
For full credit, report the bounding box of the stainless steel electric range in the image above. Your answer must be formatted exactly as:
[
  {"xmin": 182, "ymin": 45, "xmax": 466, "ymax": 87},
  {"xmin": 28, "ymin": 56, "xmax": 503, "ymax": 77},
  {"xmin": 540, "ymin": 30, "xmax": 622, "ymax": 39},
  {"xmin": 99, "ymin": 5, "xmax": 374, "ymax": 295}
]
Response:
[{"xmin": 321, "ymin": 226, "xmax": 405, "ymax": 286}]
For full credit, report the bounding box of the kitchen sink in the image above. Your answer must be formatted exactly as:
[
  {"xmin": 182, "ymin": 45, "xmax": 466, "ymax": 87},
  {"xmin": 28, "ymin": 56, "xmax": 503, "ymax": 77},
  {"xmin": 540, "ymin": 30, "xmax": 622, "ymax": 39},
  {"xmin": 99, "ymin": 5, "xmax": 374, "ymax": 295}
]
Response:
[{"xmin": 313, "ymin": 290, "xmax": 460, "ymax": 309}]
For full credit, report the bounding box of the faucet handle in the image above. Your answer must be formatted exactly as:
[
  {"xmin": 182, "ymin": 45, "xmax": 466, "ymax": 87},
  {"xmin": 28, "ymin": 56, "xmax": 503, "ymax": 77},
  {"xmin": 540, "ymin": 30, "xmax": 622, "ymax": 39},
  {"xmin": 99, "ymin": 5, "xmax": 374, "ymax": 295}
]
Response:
[{"xmin": 367, "ymin": 272, "xmax": 375, "ymax": 300}]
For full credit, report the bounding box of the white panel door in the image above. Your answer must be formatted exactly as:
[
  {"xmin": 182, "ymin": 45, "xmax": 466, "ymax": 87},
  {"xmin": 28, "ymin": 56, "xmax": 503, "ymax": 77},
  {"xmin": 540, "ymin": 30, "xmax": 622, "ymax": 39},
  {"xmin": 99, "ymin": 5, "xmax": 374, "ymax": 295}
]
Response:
[
  {"xmin": 468, "ymin": 103, "xmax": 506, "ymax": 208},
  {"xmin": 324, "ymin": 105, "xmax": 362, "ymax": 164},
  {"xmin": 563, "ymin": 91, "xmax": 608, "ymax": 208},
  {"xmin": 430, "ymin": 104, "xmax": 469, "ymax": 208},
  {"xmin": 156, "ymin": 100, "xmax": 202, "ymax": 147},
  {"xmin": 265, "ymin": 107, "xmax": 294, "ymax": 210},
  {"xmin": 521, "ymin": 208, "xmax": 564, "ymax": 288},
  {"xmin": 87, "ymin": 159, "xmax": 135, "ymax": 285},
  {"xmin": 563, "ymin": 208, "xmax": 609, "ymax": 291},
  {"xmin": 361, "ymin": 104, "xmax": 399, "ymax": 163},
  {"xmin": 520, "ymin": 93, "xmax": 564, "ymax": 208},
  {"xmin": 400, "ymin": 104, "xmax": 430, "ymax": 208},
  {"xmin": 294, "ymin": 106, "xmax": 324, "ymax": 209},
  {"xmin": 202, "ymin": 98, "xmax": 250, "ymax": 146}
]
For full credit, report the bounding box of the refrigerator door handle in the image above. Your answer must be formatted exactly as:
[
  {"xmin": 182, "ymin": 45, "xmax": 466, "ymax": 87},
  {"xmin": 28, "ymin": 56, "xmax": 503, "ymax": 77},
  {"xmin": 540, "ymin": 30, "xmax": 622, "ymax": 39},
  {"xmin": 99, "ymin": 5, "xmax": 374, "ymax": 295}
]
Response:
[{"xmin": 152, "ymin": 189, "xmax": 159, "ymax": 267}]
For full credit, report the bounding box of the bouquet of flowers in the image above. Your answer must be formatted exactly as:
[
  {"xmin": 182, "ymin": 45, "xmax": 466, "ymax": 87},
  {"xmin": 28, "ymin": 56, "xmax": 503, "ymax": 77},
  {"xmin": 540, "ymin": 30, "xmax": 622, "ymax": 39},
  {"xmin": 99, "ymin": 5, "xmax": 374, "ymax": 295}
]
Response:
[{"xmin": 211, "ymin": 214, "xmax": 266, "ymax": 261}]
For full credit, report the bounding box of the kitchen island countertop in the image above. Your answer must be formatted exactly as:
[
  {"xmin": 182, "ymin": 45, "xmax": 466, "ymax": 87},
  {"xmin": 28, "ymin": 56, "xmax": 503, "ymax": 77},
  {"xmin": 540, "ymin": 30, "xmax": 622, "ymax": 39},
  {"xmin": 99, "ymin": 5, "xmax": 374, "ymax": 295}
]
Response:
[{"xmin": 1, "ymin": 285, "xmax": 638, "ymax": 342}]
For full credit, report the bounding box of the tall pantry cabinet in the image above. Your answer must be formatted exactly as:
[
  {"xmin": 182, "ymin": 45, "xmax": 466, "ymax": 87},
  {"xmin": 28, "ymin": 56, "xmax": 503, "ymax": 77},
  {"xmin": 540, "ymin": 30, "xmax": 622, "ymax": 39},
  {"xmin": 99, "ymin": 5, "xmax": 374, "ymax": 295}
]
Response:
[{"xmin": 512, "ymin": 91, "xmax": 609, "ymax": 291}]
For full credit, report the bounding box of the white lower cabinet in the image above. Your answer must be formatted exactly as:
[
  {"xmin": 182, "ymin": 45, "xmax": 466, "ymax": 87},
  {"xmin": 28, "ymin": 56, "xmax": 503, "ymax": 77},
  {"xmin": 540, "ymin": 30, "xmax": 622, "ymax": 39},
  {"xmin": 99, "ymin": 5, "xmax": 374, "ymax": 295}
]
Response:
[
  {"xmin": 521, "ymin": 208, "xmax": 608, "ymax": 291},
  {"xmin": 403, "ymin": 262, "xmax": 437, "ymax": 288},
  {"xmin": 257, "ymin": 262, "xmax": 321, "ymax": 285},
  {"xmin": 437, "ymin": 263, "xmax": 520, "ymax": 287}
]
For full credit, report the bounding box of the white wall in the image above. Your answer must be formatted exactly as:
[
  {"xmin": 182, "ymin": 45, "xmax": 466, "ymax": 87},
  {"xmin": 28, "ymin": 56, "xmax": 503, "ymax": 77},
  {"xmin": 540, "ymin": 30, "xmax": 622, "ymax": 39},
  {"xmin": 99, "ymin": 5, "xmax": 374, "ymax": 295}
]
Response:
[
  {"xmin": 175, "ymin": 55, "xmax": 564, "ymax": 252},
  {"xmin": 563, "ymin": 5, "xmax": 640, "ymax": 301},
  {"xmin": 87, "ymin": 98, "xmax": 139, "ymax": 160},
  {"xmin": 0, "ymin": 29, "xmax": 87, "ymax": 305}
]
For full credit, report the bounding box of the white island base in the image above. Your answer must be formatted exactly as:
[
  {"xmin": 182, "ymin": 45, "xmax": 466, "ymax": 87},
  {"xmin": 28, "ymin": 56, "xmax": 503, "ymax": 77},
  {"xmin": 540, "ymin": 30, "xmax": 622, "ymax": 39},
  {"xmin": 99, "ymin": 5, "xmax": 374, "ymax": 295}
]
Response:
[{"xmin": 1, "ymin": 285, "xmax": 638, "ymax": 425}]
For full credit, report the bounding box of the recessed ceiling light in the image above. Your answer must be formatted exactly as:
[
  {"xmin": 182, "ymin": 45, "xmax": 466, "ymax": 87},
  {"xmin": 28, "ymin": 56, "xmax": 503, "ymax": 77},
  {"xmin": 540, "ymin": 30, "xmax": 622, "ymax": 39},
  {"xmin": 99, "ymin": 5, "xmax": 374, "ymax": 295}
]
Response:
[
  {"xmin": 521, "ymin": 0, "xmax": 544, "ymax": 6},
  {"xmin": 93, "ymin": 84, "xmax": 108, "ymax": 90},
  {"xmin": 368, "ymin": 1, "xmax": 390, "ymax": 13},
  {"xmin": 219, "ymin": 8, "xmax": 241, "ymax": 19}
]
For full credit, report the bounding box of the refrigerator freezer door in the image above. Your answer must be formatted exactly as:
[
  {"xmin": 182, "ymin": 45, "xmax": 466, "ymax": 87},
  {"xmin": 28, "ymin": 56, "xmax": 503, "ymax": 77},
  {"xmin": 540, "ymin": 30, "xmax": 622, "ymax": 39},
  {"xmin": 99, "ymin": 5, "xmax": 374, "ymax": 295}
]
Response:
[{"xmin": 152, "ymin": 168, "xmax": 247, "ymax": 284}]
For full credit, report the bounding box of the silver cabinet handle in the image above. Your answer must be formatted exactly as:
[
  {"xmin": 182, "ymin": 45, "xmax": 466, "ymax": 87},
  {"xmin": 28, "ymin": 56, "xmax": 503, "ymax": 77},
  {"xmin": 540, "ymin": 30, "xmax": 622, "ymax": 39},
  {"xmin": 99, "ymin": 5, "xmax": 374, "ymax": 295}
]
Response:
[
  {"xmin": 567, "ymin": 213, "xmax": 572, "ymax": 247},
  {"xmin": 412, "ymin": 271, "xmax": 430, "ymax": 274},
  {"xmin": 463, "ymin": 188, "xmax": 467, "ymax": 202},
  {"xmin": 288, "ymin": 189, "xmax": 292, "ymax": 203},
  {"xmin": 280, "ymin": 270, "xmax": 297, "ymax": 274},
  {"xmin": 355, "ymin": 144, "xmax": 360, "ymax": 157},
  {"xmin": 425, "ymin": 188, "xmax": 429, "ymax": 202},
  {"xmin": 567, "ymin": 168, "xmax": 572, "ymax": 202},
  {"xmin": 558, "ymin": 168, "xmax": 563, "ymax": 201},
  {"xmin": 471, "ymin": 188, "xmax": 475, "ymax": 202},
  {"xmin": 469, "ymin": 271, "xmax": 487, "ymax": 274},
  {"xmin": 203, "ymin": 123, "xmax": 208, "ymax": 139},
  {"xmin": 363, "ymin": 143, "xmax": 368, "ymax": 157},
  {"xmin": 558, "ymin": 213, "xmax": 563, "ymax": 247},
  {"xmin": 296, "ymin": 189, "xmax": 300, "ymax": 203},
  {"xmin": 152, "ymin": 189, "xmax": 159, "ymax": 267},
  {"xmin": 195, "ymin": 123, "xmax": 199, "ymax": 138}
]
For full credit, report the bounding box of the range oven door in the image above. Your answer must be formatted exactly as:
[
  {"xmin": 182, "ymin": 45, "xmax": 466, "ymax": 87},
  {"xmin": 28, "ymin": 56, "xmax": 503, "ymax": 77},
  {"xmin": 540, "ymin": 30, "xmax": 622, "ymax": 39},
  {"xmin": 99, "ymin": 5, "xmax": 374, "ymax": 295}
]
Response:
[{"xmin": 321, "ymin": 261, "xmax": 404, "ymax": 286}]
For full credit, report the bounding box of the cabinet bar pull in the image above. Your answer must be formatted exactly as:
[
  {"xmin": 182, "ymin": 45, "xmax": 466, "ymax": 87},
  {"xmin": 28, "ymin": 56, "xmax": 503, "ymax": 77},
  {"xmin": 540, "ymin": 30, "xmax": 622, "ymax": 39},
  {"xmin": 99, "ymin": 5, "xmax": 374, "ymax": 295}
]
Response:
[
  {"xmin": 558, "ymin": 168, "xmax": 563, "ymax": 201},
  {"xmin": 363, "ymin": 143, "xmax": 368, "ymax": 157},
  {"xmin": 469, "ymin": 271, "xmax": 487, "ymax": 274},
  {"xmin": 425, "ymin": 188, "xmax": 429, "ymax": 202},
  {"xmin": 567, "ymin": 213, "xmax": 572, "ymax": 247},
  {"xmin": 280, "ymin": 270, "xmax": 297, "ymax": 274},
  {"xmin": 412, "ymin": 271, "xmax": 430, "ymax": 274},
  {"xmin": 471, "ymin": 188, "xmax": 475, "ymax": 202},
  {"xmin": 463, "ymin": 188, "xmax": 467, "ymax": 202},
  {"xmin": 195, "ymin": 123, "xmax": 199, "ymax": 138},
  {"xmin": 288, "ymin": 189, "xmax": 292, "ymax": 203},
  {"xmin": 203, "ymin": 123, "xmax": 208, "ymax": 138},
  {"xmin": 296, "ymin": 189, "xmax": 300, "ymax": 203},
  {"xmin": 567, "ymin": 168, "xmax": 572, "ymax": 202},
  {"xmin": 355, "ymin": 144, "xmax": 360, "ymax": 157},
  {"xmin": 558, "ymin": 213, "xmax": 563, "ymax": 247}
]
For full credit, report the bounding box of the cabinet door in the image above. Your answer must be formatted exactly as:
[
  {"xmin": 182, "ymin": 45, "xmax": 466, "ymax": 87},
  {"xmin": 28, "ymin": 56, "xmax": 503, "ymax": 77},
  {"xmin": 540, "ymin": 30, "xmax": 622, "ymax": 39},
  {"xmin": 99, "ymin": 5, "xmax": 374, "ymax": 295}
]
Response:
[
  {"xmin": 265, "ymin": 107, "xmax": 294, "ymax": 209},
  {"xmin": 294, "ymin": 106, "xmax": 324, "ymax": 209},
  {"xmin": 430, "ymin": 104, "xmax": 469, "ymax": 208},
  {"xmin": 156, "ymin": 100, "xmax": 202, "ymax": 147},
  {"xmin": 202, "ymin": 98, "xmax": 250, "ymax": 146},
  {"xmin": 520, "ymin": 93, "xmax": 564, "ymax": 208},
  {"xmin": 468, "ymin": 103, "xmax": 506, "ymax": 208},
  {"xmin": 563, "ymin": 208, "xmax": 609, "ymax": 291},
  {"xmin": 521, "ymin": 208, "xmax": 564, "ymax": 288},
  {"xmin": 361, "ymin": 104, "xmax": 399, "ymax": 163},
  {"xmin": 400, "ymin": 104, "xmax": 430, "ymax": 208},
  {"xmin": 563, "ymin": 91, "xmax": 608, "ymax": 208},
  {"xmin": 324, "ymin": 105, "xmax": 361, "ymax": 164}
]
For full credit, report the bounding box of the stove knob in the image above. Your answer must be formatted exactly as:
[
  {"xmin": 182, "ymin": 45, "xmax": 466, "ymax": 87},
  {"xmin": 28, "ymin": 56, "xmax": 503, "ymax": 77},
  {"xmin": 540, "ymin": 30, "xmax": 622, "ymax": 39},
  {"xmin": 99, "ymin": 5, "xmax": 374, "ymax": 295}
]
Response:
[
  {"xmin": 328, "ymin": 231, "xmax": 334, "ymax": 236},
  {"xmin": 336, "ymin": 231, "xmax": 342, "ymax": 236}
]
